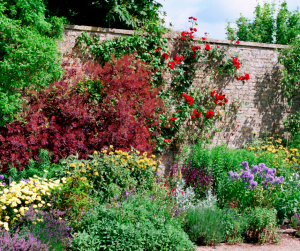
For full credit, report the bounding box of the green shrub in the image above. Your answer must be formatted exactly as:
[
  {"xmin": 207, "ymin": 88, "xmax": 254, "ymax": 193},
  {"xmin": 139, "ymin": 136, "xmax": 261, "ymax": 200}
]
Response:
[
  {"xmin": 188, "ymin": 143, "xmax": 292, "ymax": 207},
  {"xmin": 184, "ymin": 205, "xmax": 225, "ymax": 246},
  {"xmin": 245, "ymin": 207, "xmax": 279, "ymax": 244},
  {"xmin": 223, "ymin": 207, "xmax": 247, "ymax": 244},
  {"xmin": 56, "ymin": 149, "xmax": 159, "ymax": 203},
  {"xmin": 7, "ymin": 149, "xmax": 62, "ymax": 182},
  {"xmin": 71, "ymin": 193, "xmax": 195, "ymax": 251}
]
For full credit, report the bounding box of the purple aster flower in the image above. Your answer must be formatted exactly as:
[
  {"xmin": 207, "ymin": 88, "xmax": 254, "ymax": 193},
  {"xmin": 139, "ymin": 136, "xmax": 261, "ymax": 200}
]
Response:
[
  {"xmin": 240, "ymin": 161, "xmax": 249, "ymax": 168},
  {"xmin": 0, "ymin": 175, "xmax": 4, "ymax": 180},
  {"xmin": 154, "ymin": 171, "xmax": 157, "ymax": 176},
  {"xmin": 114, "ymin": 196, "xmax": 118, "ymax": 200},
  {"xmin": 149, "ymin": 196, "xmax": 153, "ymax": 200},
  {"xmin": 156, "ymin": 178, "xmax": 160, "ymax": 183},
  {"xmin": 2, "ymin": 182, "xmax": 6, "ymax": 186}
]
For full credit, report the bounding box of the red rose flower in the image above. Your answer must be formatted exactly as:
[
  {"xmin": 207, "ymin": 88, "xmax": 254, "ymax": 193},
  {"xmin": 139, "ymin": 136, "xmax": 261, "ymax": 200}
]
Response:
[
  {"xmin": 214, "ymin": 99, "xmax": 218, "ymax": 104},
  {"xmin": 168, "ymin": 139, "xmax": 171, "ymax": 143},
  {"xmin": 193, "ymin": 17, "xmax": 197, "ymax": 20},
  {"xmin": 196, "ymin": 112, "xmax": 201, "ymax": 119},
  {"xmin": 190, "ymin": 34, "xmax": 194, "ymax": 39},
  {"xmin": 162, "ymin": 53, "xmax": 169, "ymax": 59},
  {"xmin": 181, "ymin": 32, "xmax": 186, "ymax": 36},
  {"xmin": 205, "ymin": 44, "xmax": 211, "ymax": 50},
  {"xmin": 164, "ymin": 139, "xmax": 168, "ymax": 142},
  {"xmin": 194, "ymin": 28, "xmax": 197, "ymax": 32},
  {"xmin": 224, "ymin": 98, "xmax": 228, "ymax": 103},
  {"xmin": 217, "ymin": 45, "xmax": 220, "ymax": 48},
  {"xmin": 219, "ymin": 102, "xmax": 223, "ymax": 106},
  {"xmin": 192, "ymin": 54, "xmax": 197, "ymax": 58},
  {"xmin": 245, "ymin": 73, "xmax": 250, "ymax": 80},
  {"xmin": 191, "ymin": 115, "xmax": 195, "ymax": 120},
  {"xmin": 193, "ymin": 110, "xmax": 198, "ymax": 114},
  {"xmin": 236, "ymin": 40, "xmax": 240, "ymax": 44},
  {"xmin": 202, "ymin": 37, "xmax": 206, "ymax": 41},
  {"xmin": 205, "ymin": 32, "xmax": 208, "ymax": 35},
  {"xmin": 211, "ymin": 90, "xmax": 216, "ymax": 97}
]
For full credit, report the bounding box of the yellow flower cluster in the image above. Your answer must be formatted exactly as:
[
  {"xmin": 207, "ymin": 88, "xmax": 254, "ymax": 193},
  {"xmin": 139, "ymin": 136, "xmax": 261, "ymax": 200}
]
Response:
[
  {"xmin": 248, "ymin": 137, "xmax": 300, "ymax": 169},
  {"xmin": 0, "ymin": 177, "xmax": 61, "ymax": 230}
]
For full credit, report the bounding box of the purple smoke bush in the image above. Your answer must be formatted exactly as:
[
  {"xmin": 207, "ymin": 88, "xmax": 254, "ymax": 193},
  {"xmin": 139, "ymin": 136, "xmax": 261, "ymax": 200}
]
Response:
[{"xmin": 228, "ymin": 161, "xmax": 284, "ymax": 189}]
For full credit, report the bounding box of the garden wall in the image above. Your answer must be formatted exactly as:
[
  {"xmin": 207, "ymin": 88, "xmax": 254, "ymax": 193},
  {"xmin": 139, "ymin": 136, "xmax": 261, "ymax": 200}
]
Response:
[{"xmin": 57, "ymin": 25, "xmax": 297, "ymax": 172}]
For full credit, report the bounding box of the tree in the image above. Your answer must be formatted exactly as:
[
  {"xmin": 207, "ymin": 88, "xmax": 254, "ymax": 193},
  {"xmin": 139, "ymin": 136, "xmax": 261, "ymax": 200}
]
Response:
[
  {"xmin": 0, "ymin": 0, "xmax": 65, "ymax": 126},
  {"xmin": 226, "ymin": 0, "xmax": 300, "ymax": 45},
  {"xmin": 44, "ymin": 0, "xmax": 164, "ymax": 30}
]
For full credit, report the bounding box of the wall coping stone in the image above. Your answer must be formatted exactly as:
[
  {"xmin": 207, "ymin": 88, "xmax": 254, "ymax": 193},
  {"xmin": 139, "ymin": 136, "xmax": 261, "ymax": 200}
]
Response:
[{"xmin": 65, "ymin": 25, "xmax": 289, "ymax": 50}]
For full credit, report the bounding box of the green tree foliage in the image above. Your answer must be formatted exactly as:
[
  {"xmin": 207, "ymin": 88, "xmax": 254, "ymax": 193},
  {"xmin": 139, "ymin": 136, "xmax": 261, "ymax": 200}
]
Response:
[
  {"xmin": 226, "ymin": 0, "xmax": 300, "ymax": 45},
  {"xmin": 44, "ymin": 0, "xmax": 163, "ymax": 30},
  {"xmin": 0, "ymin": 0, "xmax": 64, "ymax": 126},
  {"xmin": 278, "ymin": 38, "xmax": 300, "ymax": 102}
]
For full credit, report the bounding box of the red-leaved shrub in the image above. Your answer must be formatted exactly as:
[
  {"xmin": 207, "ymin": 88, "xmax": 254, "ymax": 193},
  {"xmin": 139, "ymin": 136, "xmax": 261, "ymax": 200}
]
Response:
[{"xmin": 0, "ymin": 54, "xmax": 164, "ymax": 171}]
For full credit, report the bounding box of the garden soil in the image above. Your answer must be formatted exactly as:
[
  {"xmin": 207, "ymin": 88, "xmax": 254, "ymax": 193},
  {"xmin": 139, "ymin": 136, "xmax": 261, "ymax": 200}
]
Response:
[{"xmin": 197, "ymin": 234, "xmax": 300, "ymax": 251}]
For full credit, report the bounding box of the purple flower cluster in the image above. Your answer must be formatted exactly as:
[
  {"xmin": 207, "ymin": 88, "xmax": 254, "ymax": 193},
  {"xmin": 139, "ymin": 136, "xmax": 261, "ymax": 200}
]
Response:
[
  {"xmin": 12, "ymin": 206, "xmax": 73, "ymax": 249},
  {"xmin": 0, "ymin": 175, "xmax": 5, "ymax": 186},
  {"xmin": 0, "ymin": 228, "xmax": 49, "ymax": 251},
  {"xmin": 20, "ymin": 178, "xmax": 30, "ymax": 183},
  {"xmin": 228, "ymin": 161, "xmax": 284, "ymax": 189},
  {"xmin": 170, "ymin": 158, "xmax": 214, "ymax": 192}
]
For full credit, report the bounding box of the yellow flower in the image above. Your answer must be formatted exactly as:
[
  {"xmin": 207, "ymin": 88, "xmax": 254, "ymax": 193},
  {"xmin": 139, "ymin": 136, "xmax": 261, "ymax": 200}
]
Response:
[
  {"xmin": 110, "ymin": 145, "xmax": 113, "ymax": 148},
  {"xmin": 132, "ymin": 168, "xmax": 134, "ymax": 171},
  {"xmin": 44, "ymin": 170, "xmax": 48, "ymax": 173},
  {"xmin": 94, "ymin": 151, "xmax": 98, "ymax": 154},
  {"xmin": 253, "ymin": 131, "xmax": 257, "ymax": 135},
  {"xmin": 47, "ymin": 203, "xmax": 51, "ymax": 207},
  {"xmin": 109, "ymin": 152, "xmax": 113, "ymax": 155},
  {"xmin": 81, "ymin": 177, "xmax": 87, "ymax": 181},
  {"xmin": 143, "ymin": 152, "xmax": 147, "ymax": 157},
  {"xmin": 102, "ymin": 150, "xmax": 107, "ymax": 154},
  {"xmin": 136, "ymin": 151, "xmax": 140, "ymax": 154},
  {"xmin": 82, "ymin": 169, "xmax": 86, "ymax": 173},
  {"xmin": 94, "ymin": 172, "xmax": 99, "ymax": 176}
]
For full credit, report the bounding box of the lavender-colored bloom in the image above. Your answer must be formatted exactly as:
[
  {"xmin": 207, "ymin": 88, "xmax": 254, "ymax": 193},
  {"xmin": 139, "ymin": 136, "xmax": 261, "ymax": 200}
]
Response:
[
  {"xmin": 156, "ymin": 178, "xmax": 160, "ymax": 183},
  {"xmin": 0, "ymin": 228, "xmax": 49, "ymax": 251},
  {"xmin": 229, "ymin": 161, "xmax": 284, "ymax": 189},
  {"xmin": 149, "ymin": 196, "xmax": 153, "ymax": 200},
  {"xmin": 12, "ymin": 206, "xmax": 73, "ymax": 249},
  {"xmin": 251, "ymin": 165, "xmax": 259, "ymax": 174},
  {"xmin": 124, "ymin": 189, "xmax": 129, "ymax": 201},
  {"xmin": 0, "ymin": 175, "xmax": 4, "ymax": 180},
  {"xmin": 114, "ymin": 196, "xmax": 118, "ymax": 199},
  {"xmin": 2, "ymin": 182, "xmax": 6, "ymax": 186},
  {"xmin": 154, "ymin": 171, "xmax": 157, "ymax": 176},
  {"xmin": 240, "ymin": 161, "xmax": 249, "ymax": 168}
]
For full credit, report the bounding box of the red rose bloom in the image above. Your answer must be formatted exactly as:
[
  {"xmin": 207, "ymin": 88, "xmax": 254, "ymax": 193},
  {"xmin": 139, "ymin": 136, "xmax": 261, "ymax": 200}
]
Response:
[
  {"xmin": 217, "ymin": 45, "xmax": 220, "ymax": 48},
  {"xmin": 219, "ymin": 102, "xmax": 223, "ymax": 106},
  {"xmin": 236, "ymin": 40, "xmax": 240, "ymax": 44},
  {"xmin": 245, "ymin": 73, "xmax": 250, "ymax": 80},
  {"xmin": 202, "ymin": 37, "xmax": 206, "ymax": 41},
  {"xmin": 192, "ymin": 54, "xmax": 197, "ymax": 58},
  {"xmin": 191, "ymin": 115, "xmax": 195, "ymax": 120},
  {"xmin": 181, "ymin": 32, "xmax": 186, "ymax": 36},
  {"xmin": 194, "ymin": 28, "xmax": 197, "ymax": 32},
  {"xmin": 205, "ymin": 44, "xmax": 211, "ymax": 50},
  {"xmin": 224, "ymin": 98, "xmax": 228, "ymax": 103},
  {"xmin": 214, "ymin": 99, "xmax": 218, "ymax": 104},
  {"xmin": 211, "ymin": 90, "xmax": 216, "ymax": 97},
  {"xmin": 193, "ymin": 17, "xmax": 197, "ymax": 20},
  {"xmin": 193, "ymin": 110, "xmax": 198, "ymax": 115},
  {"xmin": 196, "ymin": 112, "xmax": 201, "ymax": 119},
  {"xmin": 168, "ymin": 139, "xmax": 171, "ymax": 143}
]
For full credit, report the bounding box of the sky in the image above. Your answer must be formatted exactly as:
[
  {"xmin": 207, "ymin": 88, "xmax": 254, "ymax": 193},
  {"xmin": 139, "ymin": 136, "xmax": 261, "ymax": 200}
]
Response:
[{"xmin": 156, "ymin": 0, "xmax": 300, "ymax": 40}]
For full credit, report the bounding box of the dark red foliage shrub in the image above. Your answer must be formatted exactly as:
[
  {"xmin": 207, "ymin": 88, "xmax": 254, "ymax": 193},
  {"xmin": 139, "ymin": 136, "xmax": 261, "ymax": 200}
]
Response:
[{"xmin": 0, "ymin": 54, "xmax": 164, "ymax": 171}]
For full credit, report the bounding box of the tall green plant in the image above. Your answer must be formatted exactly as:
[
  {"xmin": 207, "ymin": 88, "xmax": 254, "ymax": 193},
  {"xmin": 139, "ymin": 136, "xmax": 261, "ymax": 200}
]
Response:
[
  {"xmin": 226, "ymin": 0, "xmax": 300, "ymax": 45},
  {"xmin": 0, "ymin": 0, "xmax": 65, "ymax": 126}
]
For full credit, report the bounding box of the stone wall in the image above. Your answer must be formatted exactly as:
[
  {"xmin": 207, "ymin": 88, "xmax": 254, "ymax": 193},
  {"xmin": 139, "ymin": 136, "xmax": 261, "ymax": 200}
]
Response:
[{"xmin": 57, "ymin": 25, "xmax": 295, "ymax": 172}]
